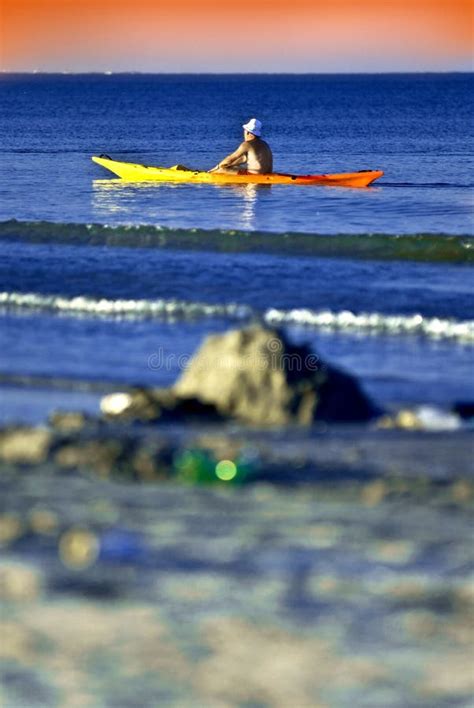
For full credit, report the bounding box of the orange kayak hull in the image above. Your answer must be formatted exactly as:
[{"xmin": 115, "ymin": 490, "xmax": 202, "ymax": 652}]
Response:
[{"xmin": 92, "ymin": 156, "xmax": 384, "ymax": 188}]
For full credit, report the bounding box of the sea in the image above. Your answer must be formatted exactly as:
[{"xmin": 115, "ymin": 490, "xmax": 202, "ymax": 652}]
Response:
[{"xmin": 0, "ymin": 73, "xmax": 473, "ymax": 423}]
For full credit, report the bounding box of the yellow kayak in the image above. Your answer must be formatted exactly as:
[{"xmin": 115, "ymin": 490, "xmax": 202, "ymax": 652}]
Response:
[{"xmin": 92, "ymin": 156, "xmax": 383, "ymax": 187}]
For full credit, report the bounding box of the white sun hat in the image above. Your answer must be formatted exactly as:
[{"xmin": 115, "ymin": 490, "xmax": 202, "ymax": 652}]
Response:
[{"xmin": 242, "ymin": 118, "xmax": 262, "ymax": 136}]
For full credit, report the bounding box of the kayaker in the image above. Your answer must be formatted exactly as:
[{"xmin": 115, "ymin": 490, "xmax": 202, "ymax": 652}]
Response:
[{"xmin": 209, "ymin": 118, "xmax": 273, "ymax": 175}]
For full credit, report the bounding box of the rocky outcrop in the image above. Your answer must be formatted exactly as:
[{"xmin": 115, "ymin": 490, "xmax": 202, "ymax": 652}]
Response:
[
  {"xmin": 102, "ymin": 326, "xmax": 378, "ymax": 426},
  {"xmin": 174, "ymin": 325, "xmax": 377, "ymax": 425}
]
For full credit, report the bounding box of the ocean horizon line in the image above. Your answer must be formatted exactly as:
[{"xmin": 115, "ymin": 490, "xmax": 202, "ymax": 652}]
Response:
[{"xmin": 1, "ymin": 70, "xmax": 473, "ymax": 77}]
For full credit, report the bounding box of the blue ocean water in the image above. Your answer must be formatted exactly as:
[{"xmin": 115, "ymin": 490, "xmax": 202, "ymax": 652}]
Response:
[
  {"xmin": 1, "ymin": 73, "xmax": 473, "ymax": 233},
  {"xmin": 0, "ymin": 74, "xmax": 473, "ymax": 422}
]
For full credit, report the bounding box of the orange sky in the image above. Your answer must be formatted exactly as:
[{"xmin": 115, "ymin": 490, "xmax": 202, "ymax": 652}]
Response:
[{"xmin": 1, "ymin": 0, "xmax": 473, "ymax": 72}]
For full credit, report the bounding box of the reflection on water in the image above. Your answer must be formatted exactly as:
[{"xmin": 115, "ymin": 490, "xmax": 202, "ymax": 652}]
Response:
[
  {"xmin": 92, "ymin": 179, "xmax": 186, "ymax": 217},
  {"xmin": 93, "ymin": 179, "xmax": 130, "ymax": 214},
  {"xmin": 91, "ymin": 176, "xmax": 387, "ymax": 234},
  {"xmin": 220, "ymin": 184, "xmax": 271, "ymax": 230},
  {"xmin": 92, "ymin": 179, "xmax": 270, "ymax": 230},
  {"xmin": 240, "ymin": 184, "xmax": 258, "ymax": 230}
]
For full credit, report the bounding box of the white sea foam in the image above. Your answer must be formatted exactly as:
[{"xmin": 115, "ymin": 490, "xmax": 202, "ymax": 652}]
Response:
[
  {"xmin": 264, "ymin": 308, "xmax": 474, "ymax": 342},
  {"xmin": 1, "ymin": 291, "xmax": 473, "ymax": 343},
  {"xmin": 0, "ymin": 292, "xmax": 252, "ymax": 320}
]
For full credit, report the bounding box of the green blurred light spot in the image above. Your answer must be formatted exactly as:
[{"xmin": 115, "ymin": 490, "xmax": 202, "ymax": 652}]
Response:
[{"xmin": 215, "ymin": 459, "xmax": 237, "ymax": 481}]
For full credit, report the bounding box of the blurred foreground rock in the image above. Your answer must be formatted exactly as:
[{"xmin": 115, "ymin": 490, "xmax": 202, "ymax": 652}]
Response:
[
  {"xmin": 102, "ymin": 325, "xmax": 378, "ymax": 426},
  {"xmin": 0, "ymin": 427, "xmax": 51, "ymax": 464},
  {"xmin": 0, "ymin": 420, "xmax": 473, "ymax": 486}
]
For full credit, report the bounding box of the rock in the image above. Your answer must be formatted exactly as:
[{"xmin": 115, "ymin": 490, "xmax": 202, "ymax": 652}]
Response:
[
  {"xmin": 101, "ymin": 387, "xmax": 222, "ymax": 423},
  {"xmin": 58, "ymin": 527, "xmax": 100, "ymax": 570},
  {"xmin": 415, "ymin": 406, "xmax": 460, "ymax": 431},
  {"xmin": 174, "ymin": 326, "xmax": 377, "ymax": 426},
  {"xmin": 378, "ymin": 406, "xmax": 460, "ymax": 432},
  {"xmin": 99, "ymin": 326, "xmax": 377, "ymax": 427},
  {"xmin": 52, "ymin": 432, "xmax": 176, "ymax": 481},
  {"xmin": 101, "ymin": 389, "xmax": 163, "ymax": 421},
  {"xmin": 49, "ymin": 410, "xmax": 94, "ymax": 432},
  {"xmin": 28, "ymin": 509, "xmax": 59, "ymax": 536},
  {"xmin": 0, "ymin": 562, "xmax": 43, "ymax": 601},
  {"xmin": 0, "ymin": 427, "xmax": 52, "ymax": 464},
  {"xmin": 0, "ymin": 514, "xmax": 24, "ymax": 545},
  {"xmin": 54, "ymin": 439, "xmax": 127, "ymax": 477}
]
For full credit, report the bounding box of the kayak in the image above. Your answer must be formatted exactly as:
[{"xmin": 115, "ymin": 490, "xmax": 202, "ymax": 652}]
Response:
[{"xmin": 92, "ymin": 156, "xmax": 384, "ymax": 187}]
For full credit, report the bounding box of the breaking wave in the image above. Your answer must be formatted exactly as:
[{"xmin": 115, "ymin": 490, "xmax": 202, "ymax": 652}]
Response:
[
  {"xmin": 1, "ymin": 291, "xmax": 473, "ymax": 343},
  {"xmin": 0, "ymin": 220, "xmax": 472, "ymax": 263},
  {"xmin": 264, "ymin": 308, "xmax": 474, "ymax": 342},
  {"xmin": 0, "ymin": 292, "xmax": 252, "ymax": 320}
]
